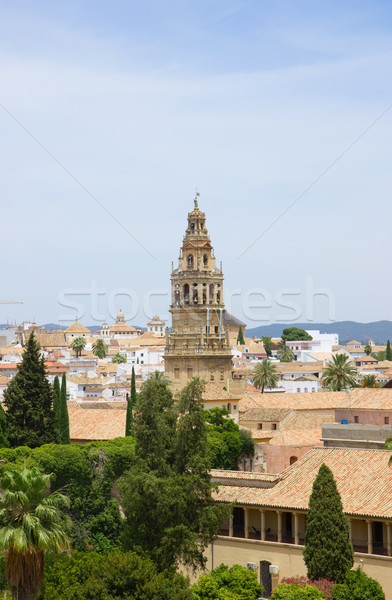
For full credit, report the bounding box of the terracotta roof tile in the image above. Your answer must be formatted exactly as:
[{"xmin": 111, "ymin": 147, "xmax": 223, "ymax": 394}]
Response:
[{"xmin": 213, "ymin": 447, "xmax": 392, "ymax": 518}]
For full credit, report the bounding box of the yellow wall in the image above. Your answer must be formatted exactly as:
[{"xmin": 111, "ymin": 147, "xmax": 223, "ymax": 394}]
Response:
[{"xmin": 200, "ymin": 536, "xmax": 392, "ymax": 599}]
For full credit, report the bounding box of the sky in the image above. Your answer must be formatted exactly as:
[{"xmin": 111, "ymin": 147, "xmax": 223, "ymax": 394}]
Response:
[{"xmin": 1, "ymin": 0, "xmax": 392, "ymax": 329}]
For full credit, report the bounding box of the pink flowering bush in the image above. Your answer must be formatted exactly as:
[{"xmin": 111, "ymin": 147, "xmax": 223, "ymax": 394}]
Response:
[{"xmin": 279, "ymin": 576, "xmax": 335, "ymax": 600}]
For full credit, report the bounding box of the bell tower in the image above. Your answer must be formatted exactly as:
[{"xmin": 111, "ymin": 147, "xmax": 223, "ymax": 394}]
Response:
[{"xmin": 164, "ymin": 194, "xmax": 233, "ymax": 391}]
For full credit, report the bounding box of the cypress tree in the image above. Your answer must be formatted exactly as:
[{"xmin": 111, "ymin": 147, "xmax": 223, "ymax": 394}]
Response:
[
  {"xmin": 303, "ymin": 463, "xmax": 353, "ymax": 583},
  {"xmin": 0, "ymin": 403, "xmax": 9, "ymax": 448},
  {"xmin": 53, "ymin": 375, "xmax": 61, "ymax": 441},
  {"xmin": 3, "ymin": 332, "xmax": 55, "ymax": 448},
  {"xmin": 236, "ymin": 327, "xmax": 245, "ymax": 345},
  {"xmin": 125, "ymin": 366, "xmax": 137, "ymax": 436},
  {"xmin": 59, "ymin": 373, "xmax": 70, "ymax": 444},
  {"xmin": 387, "ymin": 340, "xmax": 392, "ymax": 361}
]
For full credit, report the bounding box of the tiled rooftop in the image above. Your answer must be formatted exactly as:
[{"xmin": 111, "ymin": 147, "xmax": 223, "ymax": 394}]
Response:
[{"xmin": 213, "ymin": 447, "xmax": 392, "ymax": 518}]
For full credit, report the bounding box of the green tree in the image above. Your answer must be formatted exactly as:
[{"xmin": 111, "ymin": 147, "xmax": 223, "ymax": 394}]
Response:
[
  {"xmin": 3, "ymin": 333, "xmax": 56, "ymax": 448},
  {"xmin": 0, "ymin": 466, "xmax": 70, "ymax": 600},
  {"xmin": 364, "ymin": 344, "xmax": 372, "ymax": 355},
  {"xmin": 333, "ymin": 566, "xmax": 385, "ymax": 600},
  {"xmin": 59, "ymin": 374, "xmax": 70, "ymax": 444},
  {"xmin": 192, "ymin": 563, "xmax": 264, "ymax": 600},
  {"xmin": 281, "ymin": 328, "xmax": 312, "ymax": 342},
  {"xmin": 112, "ymin": 352, "xmax": 127, "ymax": 364},
  {"xmin": 42, "ymin": 550, "xmax": 193, "ymax": 600},
  {"xmin": 322, "ymin": 354, "xmax": 357, "ymax": 391},
  {"xmin": 70, "ymin": 337, "xmax": 86, "ymax": 358},
  {"xmin": 205, "ymin": 407, "xmax": 254, "ymax": 470},
  {"xmin": 52, "ymin": 376, "xmax": 61, "ymax": 442},
  {"xmin": 262, "ymin": 337, "xmax": 272, "ymax": 357},
  {"xmin": 0, "ymin": 403, "xmax": 9, "ymax": 448},
  {"xmin": 362, "ymin": 375, "xmax": 378, "ymax": 388},
  {"xmin": 92, "ymin": 338, "xmax": 108, "ymax": 359},
  {"xmin": 270, "ymin": 583, "xmax": 325, "ymax": 599},
  {"xmin": 277, "ymin": 345, "xmax": 295, "ymax": 363},
  {"xmin": 236, "ymin": 327, "xmax": 245, "ymax": 345},
  {"xmin": 125, "ymin": 366, "xmax": 137, "ymax": 437},
  {"xmin": 120, "ymin": 377, "xmax": 227, "ymax": 572},
  {"xmin": 252, "ymin": 359, "xmax": 279, "ymax": 393},
  {"xmin": 386, "ymin": 340, "xmax": 392, "ymax": 361},
  {"xmin": 303, "ymin": 463, "xmax": 353, "ymax": 582}
]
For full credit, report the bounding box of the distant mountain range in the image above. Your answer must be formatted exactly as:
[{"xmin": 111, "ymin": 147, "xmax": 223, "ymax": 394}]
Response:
[
  {"xmin": 1, "ymin": 320, "xmax": 392, "ymax": 345},
  {"xmin": 246, "ymin": 321, "xmax": 392, "ymax": 344}
]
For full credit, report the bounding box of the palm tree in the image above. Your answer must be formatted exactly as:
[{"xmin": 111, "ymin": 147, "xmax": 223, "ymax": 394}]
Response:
[
  {"xmin": 112, "ymin": 352, "xmax": 127, "ymax": 364},
  {"xmin": 252, "ymin": 359, "xmax": 279, "ymax": 393},
  {"xmin": 70, "ymin": 336, "xmax": 86, "ymax": 358},
  {"xmin": 150, "ymin": 371, "xmax": 171, "ymax": 385},
  {"xmin": 92, "ymin": 338, "xmax": 108, "ymax": 359},
  {"xmin": 277, "ymin": 345, "xmax": 294, "ymax": 362},
  {"xmin": 0, "ymin": 467, "xmax": 70, "ymax": 600},
  {"xmin": 322, "ymin": 354, "xmax": 357, "ymax": 391},
  {"xmin": 362, "ymin": 375, "xmax": 378, "ymax": 388}
]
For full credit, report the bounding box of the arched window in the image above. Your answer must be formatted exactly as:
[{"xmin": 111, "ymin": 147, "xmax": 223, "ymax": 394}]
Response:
[
  {"xmin": 193, "ymin": 283, "xmax": 198, "ymax": 304},
  {"xmin": 190, "ymin": 222, "xmax": 195, "ymax": 231},
  {"xmin": 209, "ymin": 283, "xmax": 214, "ymax": 304},
  {"xmin": 202, "ymin": 286, "xmax": 207, "ymax": 304},
  {"xmin": 174, "ymin": 290, "xmax": 180, "ymax": 307},
  {"xmin": 184, "ymin": 284, "xmax": 190, "ymax": 305},
  {"xmin": 216, "ymin": 284, "xmax": 221, "ymax": 304},
  {"xmin": 290, "ymin": 456, "xmax": 298, "ymax": 465},
  {"xmin": 203, "ymin": 254, "xmax": 208, "ymax": 267},
  {"xmin": 187, "ymin": 255, "xmax": 193, "ymax": 269}
]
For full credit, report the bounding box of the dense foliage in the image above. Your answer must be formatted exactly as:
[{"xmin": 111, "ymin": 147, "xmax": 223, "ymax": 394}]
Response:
[
  {"xmin": 3, "ymin": 333, "xmax": 56, "ymax": 448},
  {"xmin": 332, "ymin": 567, "xmax": 385, "ymax": 600},
  {"xmin": 40, "ymin": 550, "xmax": 193, "ymax": 600},
  {"xmin": 192, "ymin": 564, "xmax": 263, "ymax": 600},
  {"xmin": 262, "ymin": 336, "xmax": 272, "ymax": 357},
  {"xmin": 120, "ymin": 377, "xmax": 228, "ymax": 572},
  {"xmin": 270, "ymin": 582, "xmax": 325, "ymax": 599},
  {"xmin": 281, "ymin": 328, "xmax": 312, "ymax": 342},
  {"xmin": 205, "ymin": 408, "xmax": 254, "ymax": 470},
  {"xmin": 387, "ymin": 340, "xmax": 392, "ymax": 361},
  {"xmin": 303, "ymin": 463, "xmax": 353, "ymax": 583},
  {"xmin": 0, "ymin": 437, "xmax": 135, "ymax": 550}
]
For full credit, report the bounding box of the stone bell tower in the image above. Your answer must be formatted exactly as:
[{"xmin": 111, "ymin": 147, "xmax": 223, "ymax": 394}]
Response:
[{"xmin": 164, "ymin": 194, "xmax": 233, "ymax": 391}]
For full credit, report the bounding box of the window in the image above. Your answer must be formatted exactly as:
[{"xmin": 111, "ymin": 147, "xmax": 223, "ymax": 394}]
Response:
[
  {"xmin": 257, "ymin": 423, "xmax": 263, "ymax": 430},
  {"xmin": 304, "ymin": 387, "xmax": 308, "ymax": 393},
  {"xmin": 187, "ymin": 254, "xmax": 193, "ymax": 268},
  {"xmin": 385, "ymin": 417, "xmax": 390, "ymax": 425},
  {"xmin": 203, "ymin": 254, "xmax": 208, "ymax": 266},
  {"xmin": 312, "ymin": 387, "xmax": 316, "ymax": 393},
  {"xmin": 233, "ymin": 405, "xmax": 237, "ymax": 410},
  {"xmin": 187, "ymin": 367, "xmax": 193, "ymax": 379},
  {"xmin": 297, "ymin": 388, "xmax": 301, "ymax": 393},
  {"xmin": 272, "ymin": 423, "xmax": 277, "ymax": 430},
  {"xmin": 174, "ymin": 368, "xmax": 180, "ymax": 380},
  {"xmin": 290, "ymin": 456, "xmax": 298, "ymax": 465},
  {"xmin": 354, "ymin": 415, "xmax": 359, "ymax": 423}
]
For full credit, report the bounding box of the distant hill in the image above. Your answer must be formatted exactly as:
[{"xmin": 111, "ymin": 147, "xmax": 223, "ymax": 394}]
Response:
[{"xmin": 246, "ymin": 321, "xmax": 392, "ymax": 344}]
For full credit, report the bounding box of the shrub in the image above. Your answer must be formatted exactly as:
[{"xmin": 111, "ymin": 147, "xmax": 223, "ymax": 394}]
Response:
[
  {"xmin": 332, "ymin": 567, "xmax": 385, "ymax": 600},
  {"xmin": 192, "ymin": 564, "xmax": 264, "ymax": 600},
  {"xmin": 280, "ymin": 576, "xmax": 335, "ymax": 599},
  {"xmin": 41, "ymin": 550, "xmax": 192, "ymax": 600},
  {"xmin": 271, "ymin": 582, "xmax": 326, "ymax": 599}
]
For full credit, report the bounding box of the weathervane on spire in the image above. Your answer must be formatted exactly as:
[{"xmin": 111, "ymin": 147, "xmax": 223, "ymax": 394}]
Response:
[{"xmin": 194, "ymin": 189, "xmax": 200, "ymax": 209}]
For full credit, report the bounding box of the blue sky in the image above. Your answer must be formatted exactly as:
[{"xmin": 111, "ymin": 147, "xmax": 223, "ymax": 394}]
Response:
[{"xmin": 1, "ymin": 1, "xmax": 392, "ymax": 328}]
